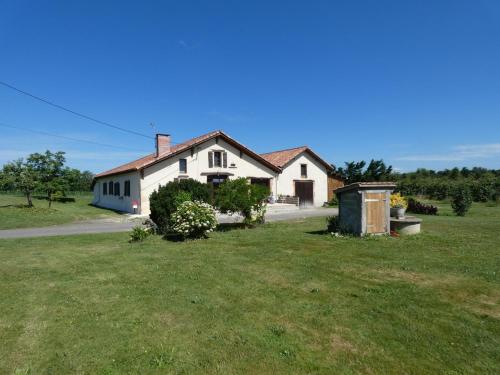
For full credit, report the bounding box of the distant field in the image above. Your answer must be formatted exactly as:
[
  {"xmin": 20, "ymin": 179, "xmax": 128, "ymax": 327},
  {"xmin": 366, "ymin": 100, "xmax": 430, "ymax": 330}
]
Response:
[
  {"xmin": 0, "ymin": 193, "xmax": 121, "ymax": 229},
  {"xmin": 0, "ymin": 202, "xmax": 498, "ymax": 374}
]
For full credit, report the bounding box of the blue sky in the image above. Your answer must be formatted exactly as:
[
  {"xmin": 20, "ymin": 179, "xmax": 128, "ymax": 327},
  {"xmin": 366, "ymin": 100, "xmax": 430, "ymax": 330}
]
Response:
[{"xmin": 1, "ymin": 0, "xmax": 499, "ymax": 173}]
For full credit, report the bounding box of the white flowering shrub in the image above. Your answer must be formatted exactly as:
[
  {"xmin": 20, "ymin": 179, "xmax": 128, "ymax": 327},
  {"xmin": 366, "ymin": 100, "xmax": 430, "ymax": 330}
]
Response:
[{"xmin": 171, "ymin": 200, "xmax": 217, "ymax": 239}]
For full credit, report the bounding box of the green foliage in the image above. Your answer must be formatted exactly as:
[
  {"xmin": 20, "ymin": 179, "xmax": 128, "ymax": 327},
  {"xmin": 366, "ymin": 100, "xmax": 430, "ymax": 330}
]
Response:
[
  {"xmin": 149, "ymin": 179, "xmax": 211, "ymax": 234},
  {"xmin": 62, "ymin": 168, "xmax": 94, "ymax": 192},
  {"xmin": 171, "ymin": 200, "xmax": 217, "ymax": 239},
  {"xmin": 129, "ymin": 226, "xmax": 152, "ymax": 242},
  {"xmin": 326, "ymin": 195, "xmax": 338, "ymax": 206},
  {"xmin": 395, "ymin": 167, "xmax": 499, "ymax": 202},
  {"xmin": 451, "ymin": 184, "xmax": 472, "ymax": 216},
  {"xmin": 335, "ymin": 159, "xmax": 392, "ymax": 184},
  {"xmin": 214, "ymin": 178, "xmax": 269, "ymax": 224},
  {"xmin": 26, "ymin": 151, "xmax": 67, "ymax": 208},
  {"xmin": 1, "ymin": 159, "xmax": 37, "ymax": 207}
]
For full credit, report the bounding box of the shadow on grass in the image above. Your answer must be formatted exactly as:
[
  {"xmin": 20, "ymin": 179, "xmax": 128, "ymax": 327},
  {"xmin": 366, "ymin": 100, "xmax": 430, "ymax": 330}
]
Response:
[
  {"xmin": 88, "ymin": 203, "xmax": 128, "ymax": 215},
  {"xmin": 305, "ymin": 230, "xmax": 329, "ymax": 235},
  {"xmin": 216, "ymin": 223, "xmax": 252, "ymax": 232}
]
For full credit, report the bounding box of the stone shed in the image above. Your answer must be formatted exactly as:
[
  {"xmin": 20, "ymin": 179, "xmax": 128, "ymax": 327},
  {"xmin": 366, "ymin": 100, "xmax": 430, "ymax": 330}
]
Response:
[{"xmin": 335, "ymin": 182, "xmax": 396, "ymax": 236}]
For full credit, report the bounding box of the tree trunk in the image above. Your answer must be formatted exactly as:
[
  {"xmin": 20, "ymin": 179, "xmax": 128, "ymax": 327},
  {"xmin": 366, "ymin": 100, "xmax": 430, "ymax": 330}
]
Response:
[
  {"xmin": 48, "ymin": 192, "xmax": 52, "ymax": 208},
  {"xmin": 26, "ymin": 192, "xmax": 33, "ymax": 207}
]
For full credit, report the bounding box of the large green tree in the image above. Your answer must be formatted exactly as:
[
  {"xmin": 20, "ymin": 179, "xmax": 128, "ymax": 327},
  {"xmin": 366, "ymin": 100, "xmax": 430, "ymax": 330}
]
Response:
[
  {"xmin": 1, "ymin": 159, "xmax": 37, "ymax": 207},
  {"xmin": 27, "ymin": 151, "xmax": 67, "ymax": 208}
]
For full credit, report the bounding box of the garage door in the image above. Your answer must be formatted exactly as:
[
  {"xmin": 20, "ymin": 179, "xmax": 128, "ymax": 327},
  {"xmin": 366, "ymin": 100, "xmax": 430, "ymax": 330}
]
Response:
[{"xmin": 295, "ymin": 181, "xmax": 313, "ymax": 207}]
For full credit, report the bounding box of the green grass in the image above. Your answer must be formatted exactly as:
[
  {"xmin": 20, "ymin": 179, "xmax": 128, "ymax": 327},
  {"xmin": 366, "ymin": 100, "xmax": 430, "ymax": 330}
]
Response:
[
  {"xmin": 0, "ymin": 193, "xmax": 121, "ymax": 229},
  {"xmin": 0, "ymin": 203, "xmax": 499, "ymax": 374}
]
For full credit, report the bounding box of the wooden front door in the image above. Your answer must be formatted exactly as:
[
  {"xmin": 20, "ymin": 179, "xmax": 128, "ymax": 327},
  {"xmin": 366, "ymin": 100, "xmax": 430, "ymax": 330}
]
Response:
[
  {"xmin": 295, "ymin": 181, "xmax": 314, "ymax": 207},
  {"xmin": 365, "ymin": 192, "xmax": 386, "ymax": 234}
]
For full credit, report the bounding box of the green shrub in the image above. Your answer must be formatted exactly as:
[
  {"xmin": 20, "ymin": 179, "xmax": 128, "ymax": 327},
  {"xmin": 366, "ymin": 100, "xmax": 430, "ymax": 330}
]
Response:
[
  {"xmin": 129, "ymin": 226, "xmax": 151, "ymax": 242},
  {"xmin": 470, "ymin": 179, "xmax": 495, "ymax": 202},
  {"xmin": 326, "ymin": 195, "xmax": 338, "ymax": 206},
  {"xmin": 214, "ymin": 178, "xmax": 269, "ymax": 225},
  {"xmin": 171, "ymin": 200, "xmax": 217, "ymax": 240},
  {"xmin": 451, "ymin": 184, "xmax": 472, "ymax": 216},
  {"xmin": 149, "ymin": 179, "xmax": 211, "ymax": 234}
]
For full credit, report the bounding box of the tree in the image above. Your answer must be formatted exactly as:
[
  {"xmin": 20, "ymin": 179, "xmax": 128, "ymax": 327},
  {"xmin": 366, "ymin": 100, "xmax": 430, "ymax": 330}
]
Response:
[
  {"xmin": 363, "ymin": 159, "xmax": 393, "ymax": 181},
  {"xmin": 336, "ymin": 161, "xmax": 366, "ymax": 184},
  {"xmin": 214, "ymin": 178, "xmax": 269, "ymax": 224},
  {"xmin": 27, "ymin": 151, "xmax": 67, "ymax": 208},
  {"xmin": 1, "ymin": 159, "xmax": 37, "ymax": 207},
  {"xmin": 451, "ymin": 184, "xmax": 472, "ymax": 216},
  {"xmin": 63, "ymin": 168, "xmax": 94, "ymax": 191}
]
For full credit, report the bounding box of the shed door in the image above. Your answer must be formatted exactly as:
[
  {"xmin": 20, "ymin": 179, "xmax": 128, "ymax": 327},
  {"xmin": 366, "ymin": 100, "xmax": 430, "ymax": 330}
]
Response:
[
  {"xmin": 365, "ymin": 193, "xmax": 386, "ymax": 233},
  {"xmin": 295, "ymin": 181, "xmax": 313, "ymax": 207}
]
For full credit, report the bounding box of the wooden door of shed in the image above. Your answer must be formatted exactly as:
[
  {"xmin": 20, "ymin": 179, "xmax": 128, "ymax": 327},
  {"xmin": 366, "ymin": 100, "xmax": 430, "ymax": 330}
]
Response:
[{"xmin": 365, "ymin": 193, "xmax": 386, "ymax": 234}]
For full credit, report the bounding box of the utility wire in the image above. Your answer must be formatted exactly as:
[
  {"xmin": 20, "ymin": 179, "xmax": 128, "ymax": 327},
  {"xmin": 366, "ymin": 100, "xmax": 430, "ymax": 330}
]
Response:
[
  {"xmin": 0, "ymin": 80, "xmax": 154, "ymax": 139},
  {"xmin": 0, "ymin": 121, "xmax": 150, "ymax": 153}
]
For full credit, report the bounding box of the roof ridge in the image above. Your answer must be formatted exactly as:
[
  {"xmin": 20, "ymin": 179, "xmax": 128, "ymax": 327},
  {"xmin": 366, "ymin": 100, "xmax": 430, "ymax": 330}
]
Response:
[{"xmin": 260, "ymin": 145, "xmax": 308, "ymax": 155}]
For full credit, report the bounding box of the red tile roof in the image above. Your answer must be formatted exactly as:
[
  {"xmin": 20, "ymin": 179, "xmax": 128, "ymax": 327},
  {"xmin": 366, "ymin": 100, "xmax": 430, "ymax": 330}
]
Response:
[
  {"xmin": 94, "ymin": 130, "xmax": 280, "ymax": 179},
  {"xmin": 260, "ymin": 146, "xmax": 333, "ymax": 171}
]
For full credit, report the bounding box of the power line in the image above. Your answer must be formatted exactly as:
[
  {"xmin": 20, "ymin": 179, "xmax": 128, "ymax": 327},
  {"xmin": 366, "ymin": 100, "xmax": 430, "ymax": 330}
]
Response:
[
  {"xmin": 0, "ymin": 80, "xmax": 154, "ymax": 139},
  {"xmin": 0, "ymin": 121, "xmax": 150, "ymax": 153}
]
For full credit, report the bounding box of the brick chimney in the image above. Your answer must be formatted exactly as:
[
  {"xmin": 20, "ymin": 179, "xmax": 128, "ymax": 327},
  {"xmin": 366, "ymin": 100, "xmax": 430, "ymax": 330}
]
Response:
[{"xmin": 156, "ymin": 134, "xmax": 171, "ymax": 157}]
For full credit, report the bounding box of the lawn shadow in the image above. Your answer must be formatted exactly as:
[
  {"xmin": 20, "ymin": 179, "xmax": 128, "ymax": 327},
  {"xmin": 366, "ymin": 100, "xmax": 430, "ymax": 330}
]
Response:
[
  {"xmin": 162, "ymin": 233, "xmax": 184, "ymax": 242},
  {"xmin": 0, "ymin": 204, "xmax": 31, "ymax": 208},
  {"xmin": 217, "ymin": 223, "xmax": 253, "ymax": 232},
  {"xmin": 306, "ymin": 230, "xmax": 329, "ymax": 235},
  {"xmin": 88, "ymin": 203, "xmax": 129, "ymax": 215}
]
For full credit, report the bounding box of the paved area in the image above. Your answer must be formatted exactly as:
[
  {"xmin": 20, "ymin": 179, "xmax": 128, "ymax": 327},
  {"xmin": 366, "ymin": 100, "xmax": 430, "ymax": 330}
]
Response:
[{"xmin": 0, "ymin": 207, "xmax": 338, "ymax": 239}]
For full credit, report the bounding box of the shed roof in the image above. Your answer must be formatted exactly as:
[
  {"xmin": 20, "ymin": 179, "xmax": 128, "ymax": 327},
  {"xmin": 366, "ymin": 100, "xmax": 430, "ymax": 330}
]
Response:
[{"xmin": 335, "ymin": 182, "xmax": 396, "ymax": 194}]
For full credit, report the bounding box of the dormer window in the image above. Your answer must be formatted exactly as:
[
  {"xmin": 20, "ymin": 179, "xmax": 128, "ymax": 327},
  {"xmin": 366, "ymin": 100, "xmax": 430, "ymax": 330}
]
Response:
[
  {"xmin": 208, "ymin": 151, "xmax": 227, "ymax": 168},
  {"xmin": 301, "ymin": 164, "xmax": 308, "ymax": 178}
]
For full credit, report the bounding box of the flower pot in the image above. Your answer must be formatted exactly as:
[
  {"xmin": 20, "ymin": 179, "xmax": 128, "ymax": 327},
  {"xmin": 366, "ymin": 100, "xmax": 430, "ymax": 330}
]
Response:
[{"xmin": 390, "ymin": 207, "xmax": 406, "ymax": 219}]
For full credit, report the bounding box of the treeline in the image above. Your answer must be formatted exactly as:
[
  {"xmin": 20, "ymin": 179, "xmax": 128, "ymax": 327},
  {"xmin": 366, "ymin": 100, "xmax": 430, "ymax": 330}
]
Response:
[
  {"xmin": 333, "ymin": 161, "xmax": 500, "ymax": 202},
  {"xmin": 0, "ymin": 150, "xmax": 94, "ymax": 207}
]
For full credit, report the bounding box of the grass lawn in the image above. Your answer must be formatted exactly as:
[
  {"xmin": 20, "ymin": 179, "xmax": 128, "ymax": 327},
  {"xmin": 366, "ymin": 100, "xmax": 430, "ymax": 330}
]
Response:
[
  {"xmin": 0, "ymin": 193, "xmax": 121, "ymax": 229},
  {"xmin": 0, "ymin": 203, "xmax": 499, "ymax": 374}
]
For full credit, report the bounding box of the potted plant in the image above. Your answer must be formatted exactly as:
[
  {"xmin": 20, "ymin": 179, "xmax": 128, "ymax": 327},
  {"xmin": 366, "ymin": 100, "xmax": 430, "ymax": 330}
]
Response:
[{"xmin": 390, "ymin": 193, "xmax": 407, "ymax": 219}]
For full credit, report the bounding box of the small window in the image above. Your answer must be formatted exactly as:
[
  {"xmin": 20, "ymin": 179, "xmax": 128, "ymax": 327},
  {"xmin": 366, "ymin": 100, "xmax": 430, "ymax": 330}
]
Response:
[
  {"xmin": 301, "ymin": 164, "xmax": 307, "ymax": 178},
  {"xmin": 124, "ymin": 180, "xmax": 130, "ymax": 197},
  {"xmin": 179, "ymin": 158, "xmax": 187, "ymax": 173},
  {"xmin": 103, "ymin": 183, "xmax": 107, "ymax": 195},
  {"xmin": 213, "ymin": 151, "xmax": 222, "ymax": 167},
  {"xmin": 114, "ymin": 182, "xmax": 120, "ymax": 196},
  {"xmin": 109, "ymin": 181, "xmax": 114, "ymax": 195}
]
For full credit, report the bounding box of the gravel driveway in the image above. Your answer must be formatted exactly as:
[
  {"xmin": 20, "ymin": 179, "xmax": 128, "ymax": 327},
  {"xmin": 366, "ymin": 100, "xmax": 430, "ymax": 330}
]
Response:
[{"xmin": 0, "ymin": 207, "xmax": 338, "ymax": 239}]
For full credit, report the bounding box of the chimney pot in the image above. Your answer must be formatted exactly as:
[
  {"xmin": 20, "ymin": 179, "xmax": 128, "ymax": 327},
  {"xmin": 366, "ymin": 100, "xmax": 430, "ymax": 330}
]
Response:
[{"xmin": 156, "ymin": 134, "xmax": 171, "ymax": 157}]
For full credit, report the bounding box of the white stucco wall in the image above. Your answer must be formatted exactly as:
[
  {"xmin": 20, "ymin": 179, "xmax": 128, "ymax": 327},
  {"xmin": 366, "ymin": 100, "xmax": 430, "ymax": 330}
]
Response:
[
  {"xmin": 139, "ymin": 138, "xmax": 279, "ymax": 215},
  {"xmin": 276, "ymin": 152, "xmax": 328, "ymax": 207},
  {"xmin": 92, "ymin": 171, "xmax": 141, "ymax": 213}
]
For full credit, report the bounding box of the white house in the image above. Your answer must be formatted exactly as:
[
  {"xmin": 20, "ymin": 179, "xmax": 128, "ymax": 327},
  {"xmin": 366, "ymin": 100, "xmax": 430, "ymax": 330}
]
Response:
[{"xmin": 92, "ymin": 130, "xmax": 334, "ymax": 215}]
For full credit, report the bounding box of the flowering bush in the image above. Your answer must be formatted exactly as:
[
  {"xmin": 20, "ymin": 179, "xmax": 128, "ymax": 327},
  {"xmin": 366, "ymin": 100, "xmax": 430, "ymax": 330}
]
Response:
[
  {"xmin": 390, "ymin": 193, "xmax": 407, "ymax": 209},
  {"xmin": 171, "ymin": 200, "xmax": 217, "ymax": 239}
]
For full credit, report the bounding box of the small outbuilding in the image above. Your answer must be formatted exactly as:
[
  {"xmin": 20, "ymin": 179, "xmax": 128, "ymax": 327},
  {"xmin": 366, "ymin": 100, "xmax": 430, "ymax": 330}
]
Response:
[{"xmin": 335, "ymin": 182, "xmax": 396, "ymax": 236}]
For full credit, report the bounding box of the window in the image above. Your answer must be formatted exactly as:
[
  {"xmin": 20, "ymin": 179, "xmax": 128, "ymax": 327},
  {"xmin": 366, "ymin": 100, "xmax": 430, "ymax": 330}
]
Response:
[
  {"xmin": 207, "ymin": 175, "xmax": 227, "ymax": 189},
  {"xmin": 208, "ymin": 151, "xmax": 227, "ymax": 168},
  {"xmin": 179, "ymin": 158, "xmax": 187, "ymax": 173},
  {"xmin": 124, "ymin": 180, "xmax": 130, "ymax": 197},
  {"xmin": 109, "ymin": 181, "xmax": 114, "ymax": 195},
  {"xmin": 114, "ymin": 182, "xmax": 120, "ymax": 196},
  {"xmin": 103, "ymin": 183, "xmax": 107, "ymax": 195},
  {"xmin": 301, "ymin": 164, "xmax": 307, "ymax": 178},
  {"xmin": 213, "ymin": 151, "xmax": 222, "ymax": 167}
]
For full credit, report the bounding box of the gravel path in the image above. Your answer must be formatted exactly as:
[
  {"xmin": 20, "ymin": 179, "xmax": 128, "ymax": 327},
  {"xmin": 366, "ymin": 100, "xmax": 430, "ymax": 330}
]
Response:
[{"xmin": 0, "ymin": 208, "xmax": 338, "ymax": 239}]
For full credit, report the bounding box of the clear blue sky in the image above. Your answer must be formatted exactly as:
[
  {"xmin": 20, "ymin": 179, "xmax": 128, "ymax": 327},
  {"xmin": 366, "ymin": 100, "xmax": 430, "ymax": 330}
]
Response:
[{"xmin": 1, "ymin": 0, "xmax": 499, "ymax": 173}]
